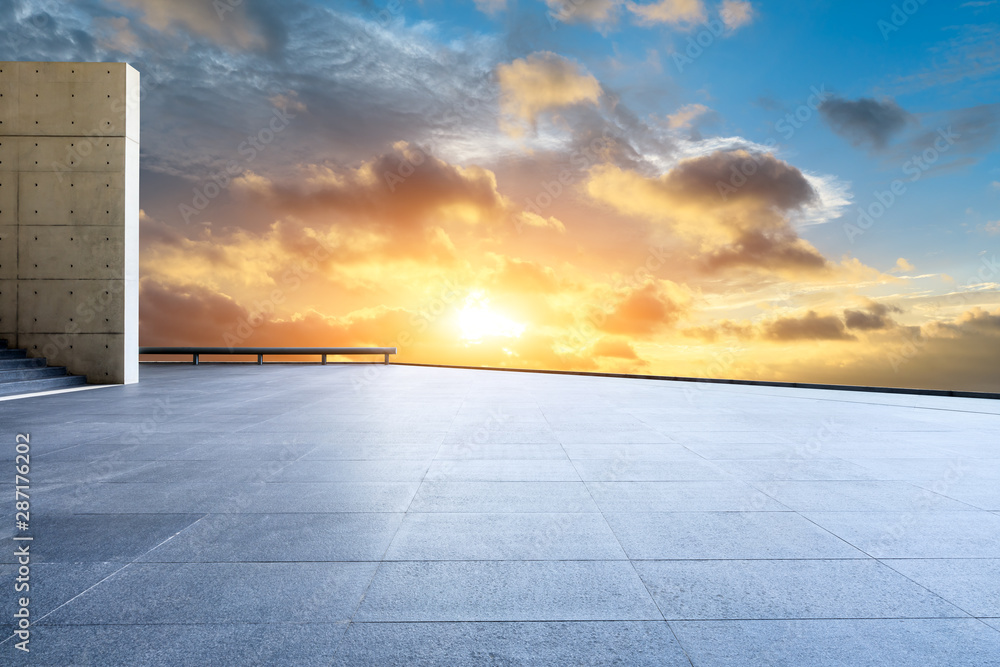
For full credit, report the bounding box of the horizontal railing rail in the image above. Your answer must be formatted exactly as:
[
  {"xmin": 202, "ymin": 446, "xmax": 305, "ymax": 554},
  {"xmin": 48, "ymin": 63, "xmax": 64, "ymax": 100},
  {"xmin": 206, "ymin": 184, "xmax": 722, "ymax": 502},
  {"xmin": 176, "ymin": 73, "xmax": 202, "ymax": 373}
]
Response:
[{"xmin": 139, "ymin": 347, "xmax": 397, "ymax": 365}]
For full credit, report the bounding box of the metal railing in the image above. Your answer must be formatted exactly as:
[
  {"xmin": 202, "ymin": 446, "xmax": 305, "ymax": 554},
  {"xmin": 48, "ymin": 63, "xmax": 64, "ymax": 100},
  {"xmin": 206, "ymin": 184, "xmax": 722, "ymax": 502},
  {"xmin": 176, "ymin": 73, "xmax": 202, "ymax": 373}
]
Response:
[{"xmin": 139, "ymin": 347, "xmax": 397, "ymax": 365}]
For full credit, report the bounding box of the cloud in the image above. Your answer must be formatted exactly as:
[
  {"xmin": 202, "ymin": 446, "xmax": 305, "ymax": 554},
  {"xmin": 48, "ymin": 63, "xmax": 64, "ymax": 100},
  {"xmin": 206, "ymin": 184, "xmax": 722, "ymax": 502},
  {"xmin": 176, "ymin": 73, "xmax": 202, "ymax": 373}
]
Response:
[
  {"xmin": 139, "ymin": 277, "xmax": 415, "ymax": 348},
  {"xmin": 954, "ymin": 307, "xmax": 1000, "ymax": 333},
  {"xmin": 666, "ymin": 103, "xmax": 712, "ymax": 130},
  {"xmin": 819, "ymin": 96, "xmax": 914, "ymax": 150},
  {"xmin": 516, "ymin": 211, "xmax": 567, "ymax": 233},
  {"xmin": 110, "ymin": 0, "xmax": 286, "ymax": 53},
  {"xmin": 598, "ymin": 281, "xmax": 691, "ymax": 336},
  {"xmin": 684, "ymin": 299, "xmax": 907, "ymax": 345},
  {"xmin": 720, "ymin": 0, "xmax": 754, "ymax": 30},
  {"xmin": 588, "ymin": 150, "xmax": 816, "ymax": 220},
  {"xmin": 818, "ymin": 97, "xmax": 998, "ymax": 175},
  {"xmin": 592, "ymin": 338, "xmax": 640, "ymax": 359},
  {"xmin": 895, "ymin": 23, "xmax": 1000, "ymax": 93},
  {"xmin": 487, "ymin": 256, "xmax": 563, "ymax": 295},
  {"xmin": 269, "ymin": 91, "xmax": 308, "ymax": 115},
  {"xmin": 892, "ymin": 257, "xmax": 915, "ymax": 273},
  {"xmin": 474, "ymin": 0, "xmax": 507, "ymax": 15},
  {"xmin": 703, "ymin": 229, "xmax": 828, "ymax": 274},
  {"xmin": 497, "ymin": 52, "xmax": 603, "ymax": 135},
  {"xmin": 843, "ymin": 301, "xmax": 901, "ymax": 331},
  {"xmin": 92, "ymin": 16, "xmax": 141, "ymax": 53},
  {"xmin": 142, "ymin": 143, "xmax": 519, "ymax": 280},
  {"xmin": 586, "ymin": 150, "xmax": 836, "ymax": 276},
  {"xmin": 985, "ymin": 221, "xmax": 1000, "ymax": 235},
  {"xmin": 234, "ymin": 143, "xmax": 510, "ymax": 238},
  {"xmin": 681, "ymin": 320, "xmax": 755, "ymax": 342},
  {"xmin": 764, "ymin": 311, "xmax": 856, "ymax": 341},
  {"xmin": 927, "ymin": 307, "xmax": 1000, "ymax": 338},
  {"xmin": 546, "ymin": 0, "xmax": 752, "ymax": 35},
  {"xmin": 904, "ymin": 103, "xmax": 1000, "ymax": 163},
  {"xmin": 545, "ymin": 0, "xmax": 622, "ymax": 25},
  {"xmin": 686, "ymin": 305, "xmax": 892, "ymax": 343},
  {"xmin": 139, "ymin": 279, "xmax": 247, "ymax": 345},
  {"xmin": 110, "ymin": 4, "xmax": 504, "ymax": 181},
  {"xmin": 627, "ymin": 0, "xmax": 707, "ymax": 27},
  {"xmin": 661, "ymin": 150, "xmax": 818, "ymax": 211}
]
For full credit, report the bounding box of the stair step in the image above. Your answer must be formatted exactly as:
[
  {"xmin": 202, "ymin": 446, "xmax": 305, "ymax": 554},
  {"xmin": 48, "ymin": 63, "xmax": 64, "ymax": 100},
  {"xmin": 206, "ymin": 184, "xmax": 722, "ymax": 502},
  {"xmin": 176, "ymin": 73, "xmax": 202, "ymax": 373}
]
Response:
[
  {"xmin": 0, "ymin": 344, "xmax": 87, "ymax": 398},
  {"xmin": 0, "ymin": 375, "xmax": 88, "ymax": 397},
  {"xmin": 0, "ymin": 357, "xmax": 46, "ymax": 370},
  {"xmin": 0, "ymin": 366, "xmax": 69, "ymax": 382}
]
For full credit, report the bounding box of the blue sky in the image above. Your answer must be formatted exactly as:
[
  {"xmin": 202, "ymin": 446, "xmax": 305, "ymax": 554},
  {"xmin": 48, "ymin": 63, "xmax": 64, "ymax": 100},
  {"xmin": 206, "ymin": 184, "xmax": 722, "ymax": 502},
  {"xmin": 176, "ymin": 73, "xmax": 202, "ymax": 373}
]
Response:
[{"xmin": 362, "ymin": 0, "xmax": 1000, "ymax": 273}]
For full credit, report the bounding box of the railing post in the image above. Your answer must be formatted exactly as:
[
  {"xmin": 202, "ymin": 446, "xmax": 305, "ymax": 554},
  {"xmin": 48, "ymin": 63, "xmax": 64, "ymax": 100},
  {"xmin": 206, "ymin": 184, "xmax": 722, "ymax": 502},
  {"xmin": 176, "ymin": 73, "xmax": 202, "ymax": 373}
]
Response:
[
  {"xmin": 257, "ymin": 354, "xmax": 263, "ymax": 365},
  {"xmin": 384, "ymin": 353, "xmax": 389, "ymax": 365},
  {"xmin": 322, "ymin": 354, "xmax": 327, "ymax": 365},
  {"xmin": 193, "ymin": 353, "xmax": 199, "ymax": 365}
]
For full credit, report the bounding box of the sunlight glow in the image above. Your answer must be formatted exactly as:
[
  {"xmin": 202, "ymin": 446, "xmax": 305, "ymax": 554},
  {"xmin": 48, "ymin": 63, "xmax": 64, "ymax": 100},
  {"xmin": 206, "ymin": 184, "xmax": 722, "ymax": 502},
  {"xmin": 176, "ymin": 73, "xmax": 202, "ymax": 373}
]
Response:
[{"xmin": 458, "ymin": 292, "xmax": 526, "ymax": 344}]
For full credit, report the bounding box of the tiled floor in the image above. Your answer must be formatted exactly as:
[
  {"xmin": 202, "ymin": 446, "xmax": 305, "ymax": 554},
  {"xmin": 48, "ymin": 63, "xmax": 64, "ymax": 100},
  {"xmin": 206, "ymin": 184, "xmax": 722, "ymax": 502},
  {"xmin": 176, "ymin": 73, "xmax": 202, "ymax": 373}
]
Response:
[{"xmin": 1, "ymin": 363, "xmax": 999, "ymax": 665}]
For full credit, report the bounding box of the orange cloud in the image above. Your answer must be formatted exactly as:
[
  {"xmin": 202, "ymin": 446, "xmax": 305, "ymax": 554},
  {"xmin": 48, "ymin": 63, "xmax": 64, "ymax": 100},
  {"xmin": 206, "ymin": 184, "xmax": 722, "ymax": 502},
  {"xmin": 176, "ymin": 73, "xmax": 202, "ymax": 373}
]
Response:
[
  {"xmin": 113, "ymin": 0, "xmax": 274, "ymax": 51},
  {"xmin": 516, "ymin": 211, "xmax": 567, "ymax": 234},
  {"xmin": 892, "ymin": 257, "xmax": 915, "ymax": 272},
  {"xmin": 599, "ymin": 281, "xmax": 690, "ymax": 335},
  {"xmin": 720, "ymin": 0, "xmax": 754, "ymax": 31},
  {"xmin": 592, "ymin": 338, "xmax": 640, "ymax": 359},
  {"xmin": 497, "ymin": 52, "xmax": 602, "ymax": 135},
  {"xmin": 586, "ymin": 150, "xmax": 835, "ymax": 277},
  {"xmin": 235, "ymin": 143, "xmax": 508, "ymax": 233},
  {"xmin": 488, "ymin": 256, "xmax": 562, "ymax": 295},
  {"xmin": 628, "ymin": 0, "xmax": 706, "ymax": 27},
  {"xmin": 666, "ymin": 103, "xmax": 712, "ymax": 129},
  {"xmin": 926, "ymin": 306, "xmax": 1000, "ymax": 338}
]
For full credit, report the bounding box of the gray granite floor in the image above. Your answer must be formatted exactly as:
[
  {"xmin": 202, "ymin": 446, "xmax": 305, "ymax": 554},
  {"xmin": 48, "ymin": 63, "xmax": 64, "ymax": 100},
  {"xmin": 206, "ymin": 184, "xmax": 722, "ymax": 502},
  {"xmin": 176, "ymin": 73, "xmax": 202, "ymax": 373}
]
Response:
[{"xmin": 1, "ymin": 363, "xmax": 999, "ymax": 665}]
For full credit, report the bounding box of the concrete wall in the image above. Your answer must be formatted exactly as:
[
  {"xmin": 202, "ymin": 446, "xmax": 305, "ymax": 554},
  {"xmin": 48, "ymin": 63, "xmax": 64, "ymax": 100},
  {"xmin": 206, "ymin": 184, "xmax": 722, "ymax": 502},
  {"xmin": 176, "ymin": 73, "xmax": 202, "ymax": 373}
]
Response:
[{"xmin": 0, "ymin": 62, "xmax": 139, "ymax": 384}]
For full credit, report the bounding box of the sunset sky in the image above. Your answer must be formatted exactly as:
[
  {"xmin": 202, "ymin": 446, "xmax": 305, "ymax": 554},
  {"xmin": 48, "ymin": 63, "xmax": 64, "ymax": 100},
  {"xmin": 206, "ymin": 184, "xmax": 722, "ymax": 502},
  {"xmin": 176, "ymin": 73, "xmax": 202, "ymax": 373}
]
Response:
[{"xmin": 5, "ymin": 0, "xmax": 999, "ymax": 390}]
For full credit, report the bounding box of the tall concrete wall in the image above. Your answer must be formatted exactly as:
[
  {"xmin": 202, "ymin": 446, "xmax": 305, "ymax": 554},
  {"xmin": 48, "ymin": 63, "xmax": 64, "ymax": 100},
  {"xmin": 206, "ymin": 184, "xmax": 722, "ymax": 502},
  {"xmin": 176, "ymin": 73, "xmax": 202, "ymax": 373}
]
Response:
[{"xmin": 0, "ymin": 62, "xmax": 139, "ymax": 384}]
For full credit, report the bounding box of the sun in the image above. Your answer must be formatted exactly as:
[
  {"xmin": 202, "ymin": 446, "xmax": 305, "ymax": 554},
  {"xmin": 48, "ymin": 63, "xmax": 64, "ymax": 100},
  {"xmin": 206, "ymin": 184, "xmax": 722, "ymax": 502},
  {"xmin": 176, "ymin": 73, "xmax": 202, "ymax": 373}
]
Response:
[{"xmin": 458, "ymin": 292, "xmax": 526, "ymax": 344}]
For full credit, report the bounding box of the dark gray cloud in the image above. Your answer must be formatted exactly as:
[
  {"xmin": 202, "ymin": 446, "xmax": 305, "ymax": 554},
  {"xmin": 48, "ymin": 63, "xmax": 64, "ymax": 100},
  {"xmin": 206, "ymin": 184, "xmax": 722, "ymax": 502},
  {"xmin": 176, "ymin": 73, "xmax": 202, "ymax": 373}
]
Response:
[
  {"xmin": 929, "ymin": 307, "xmax": 1000, "ymax": 337},
  {"xmin": 665, "ymin": 150, "xmax": 818, "ymax": 211},
  {"xmin": 764, "ymin": 311, "xmax": 856, "ymax": 341},
  {"xmin": 242, "ymin": 143, "xmax": 509, "ymax": 235},
  {"xmin": 819, "ymin": 96, "xmax": 914, "ymax": 150},
  {"xmin": 704, "ymin": 230, "xmax": 828, "ymax": 274},
  {"xmin": 844, "ymin": 301, "xmax": 901, "ymax": 331}
]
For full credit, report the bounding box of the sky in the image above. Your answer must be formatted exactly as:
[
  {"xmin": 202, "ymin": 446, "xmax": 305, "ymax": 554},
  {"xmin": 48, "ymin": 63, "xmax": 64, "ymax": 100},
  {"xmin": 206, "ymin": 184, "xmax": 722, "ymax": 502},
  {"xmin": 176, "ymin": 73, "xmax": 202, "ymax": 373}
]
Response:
[{"xmin": 3, "ymin": 0, "xmax": 999, "ymax": 391}]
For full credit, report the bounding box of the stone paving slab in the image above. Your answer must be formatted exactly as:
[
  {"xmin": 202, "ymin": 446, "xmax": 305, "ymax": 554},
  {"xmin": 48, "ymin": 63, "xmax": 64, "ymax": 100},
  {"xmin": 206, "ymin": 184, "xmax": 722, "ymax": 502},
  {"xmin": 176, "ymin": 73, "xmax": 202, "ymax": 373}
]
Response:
[
  {"xmin": 354, "ymin": 561, "xmax": 662, "ymax": 622},
  {"xmin": 634, "ymin": 559, "xmax": 967, "ymax": 620},
  {"xmin": 669, "ymin": 619, "xmax": 1000, "ymax": 667},
  {"xmin": 1, "ymin": 363, "xmax": 998, "ymax": 664},
  {"xmin": 332, "ymin": 621, "xmax": 690, "ymax": 666}
]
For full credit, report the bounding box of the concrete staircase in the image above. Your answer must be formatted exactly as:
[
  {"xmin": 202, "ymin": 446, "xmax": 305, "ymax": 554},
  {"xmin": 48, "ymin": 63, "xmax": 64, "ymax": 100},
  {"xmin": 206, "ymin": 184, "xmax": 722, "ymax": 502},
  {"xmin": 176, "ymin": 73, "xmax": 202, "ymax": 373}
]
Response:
[{"xmin": 0, "ymin": 339, "xmax": 88, "ymax": 397}]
